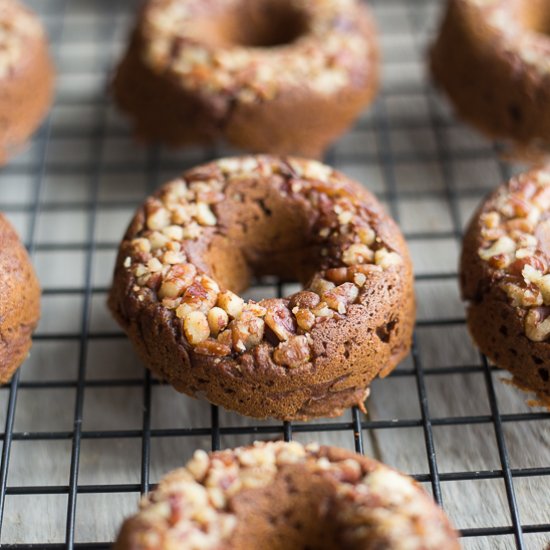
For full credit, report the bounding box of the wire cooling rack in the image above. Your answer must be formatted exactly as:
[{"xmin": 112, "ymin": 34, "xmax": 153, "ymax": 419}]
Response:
[{"xmin": 0, "ymin": 0, "xmax": 549, "ymax": 548}]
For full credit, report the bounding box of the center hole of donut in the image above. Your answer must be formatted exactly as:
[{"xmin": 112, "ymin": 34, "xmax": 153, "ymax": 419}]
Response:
[
  {"xmin": 201, "ymin": 186, "xmax": 322, "ymax": 296},
  {"xmin": 219, "ymin": 0, "xmax": 309, "ymax": 48}
]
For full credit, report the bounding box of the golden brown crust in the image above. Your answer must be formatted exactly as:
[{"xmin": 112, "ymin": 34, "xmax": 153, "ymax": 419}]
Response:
[
  {"xmin": 0, "ymin": 0, "xmax": 55, "ymax": 165},
  {"xmin": 113, "ymin": 441, "xmax": 460, "ymax": 550},
  {"xmin": 431, "ymin": 0, "xmax": 550, "ymax": 159},
  {"xmin": 112, "ymin": 0, "xmax": 379, "ymax": 158},
  {"xmin": 461, "ymin": 168, "xmax": 550, "ymax": 405},
  {"xmin": 108, "ymin": 156, "xmax": 414, "ymax": 420},
  {"xmin": 0, "ymin": 214, "xmax": 41, "ymax": 383}
]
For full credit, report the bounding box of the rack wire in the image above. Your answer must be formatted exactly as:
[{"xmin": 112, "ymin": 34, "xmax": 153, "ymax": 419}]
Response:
[{"xmin": 0, "ymin": 0, "xmax": 549, "ymax": 548}]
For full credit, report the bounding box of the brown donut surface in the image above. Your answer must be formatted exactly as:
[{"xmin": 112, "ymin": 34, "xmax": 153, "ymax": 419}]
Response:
[
  {"xmin": 431, "ymin": 0, "xmax": 550, "ymax": 158},
  {"xmin": 0, "ymin": 0, "xmax": 54, "ymax": 165},
  {"xmin": 108, "ymin": 156, "xmax": 414, "ymax": 420},
  {"xmin": 113, "ymin": 0, "xmax": 379, "ymax": 158},
  {"xmin": 0, "ymin": 214, "xmax": 41, "ymax": 383},
  {"xmin": 461, "ymin": 168, "xmax": 550, "ymax": 407},
  {"xmin": 113, "ymin": 441, "xmax": 460, "ymax": 550}
]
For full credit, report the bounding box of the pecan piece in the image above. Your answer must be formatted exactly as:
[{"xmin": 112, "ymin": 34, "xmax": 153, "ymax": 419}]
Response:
[
  {"xmin": 194, "ymin": 339, "xmax": 231, "ymax": 356},
  {"xmin": 158, "ymin": 277, "xmax": 187, "ymax": 299},
  {"xmin": 273, "ymin": 335, "xmax": 311, "ymax": 368},
  {"xmin": 263, "ymin": 300, "xmax": 296, "ymax": 341},
  {"xmin": 501, "ymin": 282, "xmax": 543, "ymax": 308},
  {"xmin": 325, "ymin": 267, "xmax": 351, "ymax": 285},
  {"xmin": 207, "ymin": 307, "xmax": 229, "ymax": 336},
  {"xmin": 146, "ymin": 204, "xmax": 171, "ymax": 230},
  {"xmin": 374, "ymin": 248, "xmax": 402, "ymax": 269},
  {"xmin": 293, "ymin": 308, "xmax": 316, "ymax": 331},
  {"xmin": 322, "ymin": 282, "xmax": 359, "ymax": 314},
  {"xmin": 217, "ymin": 290, "xmax": 244, "ymax": 319},
  {"xmin": 310, "ymin": 277, "xmax": 335, "ymax": 296},
  {"xmin": 183, "ymin": 311, "xmax": 210, "ymax": 345},
  {"xmin": 231, "ymin": 315, "xmax": 265, "ymax": 353},
  {"xmin": 289, "ymin": 291, "xmax": 320, "ymax": 310},
  {"xmin": 169, "ymin": 263, "xmax": 197, "ymax": 287},
  {"xmin": 525, "ymin": 307, "xmax": 550, "ymax": 342},
  {"xmin": 342, "ymin": 243, "xmax": 374, "ymax": 266}
]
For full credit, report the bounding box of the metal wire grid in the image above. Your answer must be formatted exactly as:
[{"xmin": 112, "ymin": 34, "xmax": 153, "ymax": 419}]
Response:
[{"xmin": 0, "ymin": 0, "xmax": 548, "ymax": 548}]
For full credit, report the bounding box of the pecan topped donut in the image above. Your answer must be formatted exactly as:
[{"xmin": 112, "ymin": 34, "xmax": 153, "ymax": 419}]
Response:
[
  {"xmin": 109, "ymin": 156, "xmax": 414, "ymax": 420},
  {"xmin": 113, "ymin": 441, "xmax": 460, "ymax": 550},
  {"xmin": 0, "ymin": 0, "xmax": 54, "ymax": 164},
  {"xmin": 431, "ymin": 0, "xmax": 550, "ymax": 158},
  {"xmin": 462, "ymin": 168, "xmax": 550, "ymax": 406},
  {"xmin": 113, "ymin": 0, "xmax": 379, "ymax": 157}
]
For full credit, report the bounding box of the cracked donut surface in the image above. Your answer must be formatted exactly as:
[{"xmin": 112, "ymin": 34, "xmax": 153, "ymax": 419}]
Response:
[
  {"xmin": 113, "ymin": 441, "xmax": 459, "ymax": 550},
  {"xmin": 431, "ymin": 0, "xmax": 550, "ymax": 158},
  {"xmin": 0, "ymin": 0, "xmax": 54, "ymax": 165},
  {"xmin": 112, "ymin": 0, "xmax": 379, "ymax": 158},
  {"xmin": 0, "ymin": 214, "xmax": 41, "ymax": 383},
  {"xmin": 108, "ymin": 156, "xmax": 414, "ymax": 420},
  {"xmin": 461, "ymin": 168, "xmax": 550, "ymax": 407}
]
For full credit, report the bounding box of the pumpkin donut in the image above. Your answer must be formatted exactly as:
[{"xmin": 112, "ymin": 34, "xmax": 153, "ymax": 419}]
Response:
[
  {"xmin": 431, "ymin": 0, "xmax": 550, "ymax": 157},
  {"xmin": 0, "ymin": 214, "xmax": 41, "ymax": 383},
  {"xmin": 113, "ymin": 441, "xmax": 460, "ymax": 550},
  {"xmin": 461, "ymin": 168, "xmax": 550, "ymax": 407},
  {"xmin": 0, "ymin": 0, "xmax": 54, "ymax": 165},
  {"xmin": 112, "ymin": 0, "xmax": 379, "ymax": 158},
  {"xmin": 108, "ymin": 156, "xmax": 414, "ymax": 420}
]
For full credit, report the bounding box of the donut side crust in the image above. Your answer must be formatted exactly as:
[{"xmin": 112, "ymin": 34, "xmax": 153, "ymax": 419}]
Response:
[
  {"xmin": 461, "ymin": 183, "xmax": 550, "ymax": 405},
  {"xmin": 0, "ymin": 214, "xmax": 41, "ymax": 383},
  {"xmin": 430, "ymin": 0, "xmax": 550, "ymax": 156}
]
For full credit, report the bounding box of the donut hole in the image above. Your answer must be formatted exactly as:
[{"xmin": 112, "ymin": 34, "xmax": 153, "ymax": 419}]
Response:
[
  {"xmin": 201, "ymin": 183, "xmax": 323, "ymax": 295},
  {"xmin": 521, "ymin": 0, "xmax": 550, "ymax": 36},
  {"xmin": 194, "ymin": 0, "xmax": 310, "ymax": 49},
  {"xmin": 229, "ymin": 468, "xmax": 363, "ymax": 549}
]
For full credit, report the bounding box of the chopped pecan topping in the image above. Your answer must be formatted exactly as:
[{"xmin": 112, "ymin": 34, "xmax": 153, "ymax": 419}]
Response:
[
  {"xmin": 141, "ymin": 0, "xmax": 372, "ymax": 103},
  {"xmin": 477, "ymin": 170, "xmax": 550, "ymax": 340},
  {"xmin": 122, "ymin": 157, "xmax": 401, "ymax": 358}
]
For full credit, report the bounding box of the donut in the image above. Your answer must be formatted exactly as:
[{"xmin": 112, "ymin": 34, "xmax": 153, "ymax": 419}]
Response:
[
  {"xmin": 461, "ymin": 168, "xmax": 550, "ymax": 407},
  {"xmin": 0, "ymin": 0, "xmax": 54, "ymax": 165},
  {"xmin": 113, "ymin": 0, "xmax": 379, "ymax": 158},
  {"xmin": 431, "ymin": 0, "xmax": 550, "ymax": 157},
  {"xmin": 113, "ymin": 441, "xmax": 460, "ymax": 549},
  {"xmin": 0, "ymin": 214, "xmax": 41, "ymax": 383},
  {"xmin": 108, "ymin": 156, "xmax": 414, "ymax": 420}
]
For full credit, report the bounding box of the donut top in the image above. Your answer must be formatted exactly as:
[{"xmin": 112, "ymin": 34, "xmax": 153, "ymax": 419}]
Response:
[
  {"xmin": 140, "ymin": 0, "xmax": 373, "ymax": 102},
  {"xmin": 123, "ymin": 441, "xmax": 455, "ymax": 549},
  {"xmin": 121, "ymin": 156, "xmax": 404, "ymax": 367},
  {"xmin": 0, "ymin": 0, "xmax": 43, "ymax": 78},
  {"xmin": 477, "ymin": 169, "xmax": 550, "ymax": 341},
  {"xmin": 464, "ymin": 0, "xmax": 550, "ymax": 75}
]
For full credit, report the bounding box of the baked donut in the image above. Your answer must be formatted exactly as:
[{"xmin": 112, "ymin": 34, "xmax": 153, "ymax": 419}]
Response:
[
  {"xmin": 108, "ymin": 156, "xmax": 414, "ymax": 420},
  {"xmin": 0, "ymin": 0, "xmax": 54, "ymax": 165},
  {"xmin": 113, "ymin": 0, "xmax": 379, "ymax": 158},
  {"xmin": 0, "ymin": 214, "xmax": 41, "ymax": 383},
  {"xmin": 113, "ymin": 441, "xmax": 460, "ymax": 550},
  {"xmin": 461, "ymin": 168, "xmax": 550, "ymax": 407},
  {"xmin": 431, "ymin": 0, "xmax": 550, "ymax": 157}
]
